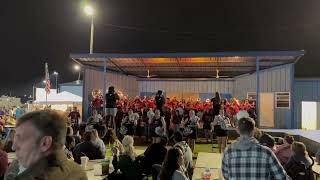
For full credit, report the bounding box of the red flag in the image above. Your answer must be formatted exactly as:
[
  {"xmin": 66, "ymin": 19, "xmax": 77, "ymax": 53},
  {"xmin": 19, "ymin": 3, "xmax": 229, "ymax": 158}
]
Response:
[{"xmin": 45, "ymin": 63, "xmax": 51, "ymax": 94}]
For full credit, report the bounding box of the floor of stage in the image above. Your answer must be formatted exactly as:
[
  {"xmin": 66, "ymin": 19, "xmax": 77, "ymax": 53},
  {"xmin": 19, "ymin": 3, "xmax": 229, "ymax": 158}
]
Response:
[{"xmin": 262, "ymin": 129, "xmax": 320, "ymax": 143}]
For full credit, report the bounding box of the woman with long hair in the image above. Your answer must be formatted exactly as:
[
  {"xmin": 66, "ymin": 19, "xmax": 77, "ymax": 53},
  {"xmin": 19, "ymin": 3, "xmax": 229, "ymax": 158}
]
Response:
[
  {"xmin": 159, "ymin": 147, "xmax": 189, "ymax": 180},
  {"xmin": 121, "ymin": 135, "xmax": 136, "ymax": 160},
  {"xmin": 183, "ymin": 110, "xmax": 199, "ymax": 152},
  {"xmin": 212, "ymin": 109, "xmax": 229, "ymax": 153},
  {"xmin": 274, "ymin": 135, "xmax": 294, "ymax": 165},
  {"xmin": 103, "ymin": 128, "xmax": 124, "ymax": 153},
  {"xmin": 150, "ymin": 109, "xmax": 166, "ymax": 143},
  {"xmin": 91, "ymin": 129, "xmax": 106, "ymax": 155},
  {"xmin": 211, "ymin": 92, "xmax": 221, "ymax": 116},
  {"xmin": 111, "ymin": 136, "xmax": 141, "ymax": 180}
]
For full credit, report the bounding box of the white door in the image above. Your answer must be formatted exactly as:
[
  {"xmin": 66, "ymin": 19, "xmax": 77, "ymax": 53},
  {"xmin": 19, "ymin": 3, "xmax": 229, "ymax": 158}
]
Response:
[
  {"xmin": 259, "ymin": 93, "xmax": 274, "ymax": 128},
  {"xmin": 302, "ymin": 101, "xmax": 317, "ymax": 130}
]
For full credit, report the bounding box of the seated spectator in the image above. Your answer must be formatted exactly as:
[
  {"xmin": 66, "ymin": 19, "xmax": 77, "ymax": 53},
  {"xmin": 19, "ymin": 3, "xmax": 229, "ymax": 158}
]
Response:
[
  {"xmin": 3, "ymin": 129, "xmax": 15, "ymax": 153},
  {"xmin": 141, "ymin": 136, "xmax": 168, "ymax": 174},
  {"xmin": 253, "ymin": 127, "xmax": 262, "ymax": 141},
  {"xmin": 172, "ymin": 131, "xmax": 193, "ymax": 178},
  {"xmin": 276, "ymin": 137, "xmax": 284, "ymax": 145},
  {"xmin": 4, "ymin": 110, "xmax": 87, "ymax": 180},
  {"xmin": 284, "ymin": 142, "xmax": 314, "ymax": 180},
  {"xmin": 259, "ymin": 133, "xmax": 275, "ymax": 151},
  {"xmin": 274, "ymin": 135, "xmax": 294, "ymax": 165},
  {"xmin": 103, "ymin": 128, "xmax": 124, "ymax": 153},
  {"xmin": 87, "ymin": 110, "xmax": 102, "ymax": 125},
  {"xmin": 91, "ymin": 129, "xmax": 106, "ymax": 155},
  {"xmin": 67, "ymin": 126, "xmax": 81, "ymax": 144},
  {"xmin": 64, "ymin": 136, "xmax": 75, "ymax": 160},
  {"xmin": 222, "ymin": 117, "xmax": 288, "ymax": 179},
  {"xmin": 159, "ymin": 147, "xmax": 189, "ymax": 180},
  {"xmin": 0, "ymin": 145, "xmax": 8, "ymax": 179},
  {"xmin": 73, "ymin": 131, "xmax": 104, "ymax": 164},
  {"xmin": 111, "ymin": 136, "xmax": 141, "ymax": 180}
]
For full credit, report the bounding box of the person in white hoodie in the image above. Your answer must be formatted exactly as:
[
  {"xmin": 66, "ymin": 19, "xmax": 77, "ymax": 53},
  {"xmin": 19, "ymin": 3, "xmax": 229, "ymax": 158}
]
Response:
[{"xmin": 222, "ymin": 117, "xmax": 288, "ymax": 180}]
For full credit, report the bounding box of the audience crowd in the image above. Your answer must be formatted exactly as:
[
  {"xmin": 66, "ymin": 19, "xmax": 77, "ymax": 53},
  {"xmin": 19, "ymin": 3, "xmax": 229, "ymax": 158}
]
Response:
[{"xmin": 0, "ymin": 88, "xmax": 317, "ymax": 180}]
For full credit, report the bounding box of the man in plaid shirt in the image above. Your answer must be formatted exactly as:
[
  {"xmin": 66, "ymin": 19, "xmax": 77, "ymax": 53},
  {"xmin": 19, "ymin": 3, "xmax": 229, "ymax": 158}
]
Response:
[{"xmin": 222, "ymin": 118, "xmax": 289, "ymax": 180}]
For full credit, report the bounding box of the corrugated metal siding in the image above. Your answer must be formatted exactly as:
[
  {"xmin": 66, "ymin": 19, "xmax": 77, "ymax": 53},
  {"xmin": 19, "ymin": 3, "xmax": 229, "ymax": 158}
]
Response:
[
  {"xmin": 294, "ymin": 80, "xmax": 320, "ymax": 129},
  {"xmin": 83, "ymin": 64, "xmax": 295, "ymax": 128},
  {"xmin": 234, "ymin": 64, "xmax": 292, "ymax": 97},
  {"xmin": 83, "ymin": 68, "xmax": 139, "ymax": 119},
  {"xmin": 138, "ymin": 80, "xmax": 234, "ymax": 95},
  {"xmin": 234, "ymin": 64, "xmax": 293, "ymax": 128},
  {"xmin": 84, "ymin": 68, "xmax": 138, "ymax": 98}
]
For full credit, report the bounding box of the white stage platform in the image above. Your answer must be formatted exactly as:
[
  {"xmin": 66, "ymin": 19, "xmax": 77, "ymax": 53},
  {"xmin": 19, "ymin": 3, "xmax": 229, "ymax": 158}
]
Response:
[
  {"xmin": 262, "ymin": 129, "xmax": 320, "ymax": 143},
  {"xmin": 262, "ymin": 129, "xmax": 320, "ymax": 154}
]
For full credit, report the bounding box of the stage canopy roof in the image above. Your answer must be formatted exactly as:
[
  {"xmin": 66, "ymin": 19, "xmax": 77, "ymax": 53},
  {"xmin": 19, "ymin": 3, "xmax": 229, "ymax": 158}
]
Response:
[{"xmin": 70, "ymin": 51, "xmax": 304, "ymax": 79}]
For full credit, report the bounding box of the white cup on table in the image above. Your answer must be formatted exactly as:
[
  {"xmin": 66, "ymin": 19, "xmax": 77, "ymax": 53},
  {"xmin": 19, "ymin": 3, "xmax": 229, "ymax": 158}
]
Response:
[{"xmin": 80, "ymin": 156, "xmax": 89, "ymax": 170}]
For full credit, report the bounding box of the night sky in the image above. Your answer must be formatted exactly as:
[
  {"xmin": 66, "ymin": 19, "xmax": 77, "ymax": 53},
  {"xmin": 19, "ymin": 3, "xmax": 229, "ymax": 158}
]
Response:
[{"xmin": 1, "ymin": 0, "xmax": 320, "ymax": 96}]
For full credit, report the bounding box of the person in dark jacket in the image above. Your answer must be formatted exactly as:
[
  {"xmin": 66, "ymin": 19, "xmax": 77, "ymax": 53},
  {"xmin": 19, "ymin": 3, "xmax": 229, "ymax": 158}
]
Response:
[
  {"xmin": 141, "ymin": 136, "xmax": 168, "ymax": 175},
  {"xmin": 73, "ymin": 131, "xmax": 104, "ymax": 164},
  {"xmin": 155, "ymin": 90, "xmax": 165, "ymax": 116},
  {"xmin": 105, "ymin": 86, "xmax": 120, "ymax": 130},
  {"xmin": 211, "ymin": 92, "xmax": 221, "ymax": 116},
  {"xmin": 284, "ymin": 142, "xmax": 314, "ymax": 180}
]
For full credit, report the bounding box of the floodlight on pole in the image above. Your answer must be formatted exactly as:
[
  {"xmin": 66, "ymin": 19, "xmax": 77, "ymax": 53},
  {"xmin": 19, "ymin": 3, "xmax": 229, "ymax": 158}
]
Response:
[
  {"xmin": 42, "ymin": 80, "xmax": 46, "ymax": 84},
  {"xmin": 74, "ymin": 65, "xmax": 81, "ymax": 71},
  {"xmin": 84, "ymin": 5, "xmax": 94, "ymax": 16},
  {"xmin": 84, "ymin": 5, "xmax": 94, "ymax": 54},
  {"xmin": 53, "ymin": 71, "xmax": 58, "ymax": 92},
  {"xmin": 74, "ymin": 65, "xmax": 81, "ymax": 81}
]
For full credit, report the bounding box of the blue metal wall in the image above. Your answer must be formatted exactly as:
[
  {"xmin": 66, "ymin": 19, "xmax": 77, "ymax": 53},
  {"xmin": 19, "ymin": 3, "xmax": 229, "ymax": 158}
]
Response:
[
  {"xmin": 234, "ymin": 64, "xmax": 293, "ymax": 128},
  {"xmin": 294, "ymin": 79, "xmax": 320, "ymax": 129},
  {"xmin": 138, "ymin": 80, "xmax": 234, "ymax": 95}
]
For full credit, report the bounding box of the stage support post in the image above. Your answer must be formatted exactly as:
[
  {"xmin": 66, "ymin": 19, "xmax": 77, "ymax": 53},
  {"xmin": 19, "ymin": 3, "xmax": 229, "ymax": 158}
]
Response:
[
  {"xmin": 103, "ymin": 60, "xmax": 107, "ymax": 115},
  {"xmin": 290, "ymin": 64, "xmax": 295, "ymax": 129},
  {"xmin": 256, "ymin": 57, "xmax": 260, "ymax": 128}
]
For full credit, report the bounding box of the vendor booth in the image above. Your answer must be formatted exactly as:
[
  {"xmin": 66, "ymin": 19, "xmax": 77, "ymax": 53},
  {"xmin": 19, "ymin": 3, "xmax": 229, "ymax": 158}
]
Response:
[
  {"xmin": 34, "ymin": 88, "xmax": 82, "ymax": 114},
  {"xmin": 70, "ymin": 51, "xmax": 305, "ymax": 129}
]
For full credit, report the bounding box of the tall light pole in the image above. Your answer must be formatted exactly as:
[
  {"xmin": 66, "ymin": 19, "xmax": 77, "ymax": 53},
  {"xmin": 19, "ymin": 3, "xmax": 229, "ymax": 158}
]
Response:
[
  {"xmin": 84, "ymin": 5, "xmax": 94, "ymax": 54},
  {"xmin": 74, "ymin": 65, "xmax": 81, "ymax": 82},
  {"xmin": 53, "ymin": 71, "xmax": 58, "ymax": 93}
]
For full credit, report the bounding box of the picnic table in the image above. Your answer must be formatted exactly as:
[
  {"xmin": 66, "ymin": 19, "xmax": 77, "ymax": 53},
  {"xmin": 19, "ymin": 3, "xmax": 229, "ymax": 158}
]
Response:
[
  {"xmin": 85, "ymin": 159, "xmax": 108, "ymax": 180},
  {"xmin": 195, "ymin": 152, "xmax": 222, "ymax": 169},
  {"xmin": 86, "ymin": 149, "xmax": 145, "ymax": 179}
]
